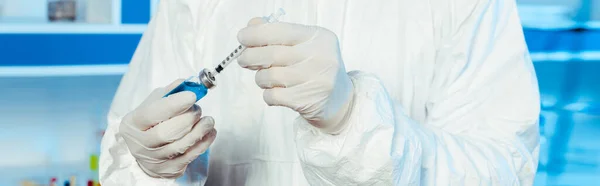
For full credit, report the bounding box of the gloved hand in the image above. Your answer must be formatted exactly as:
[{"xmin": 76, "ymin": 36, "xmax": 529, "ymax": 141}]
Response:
[
  {"xmin": 118, "ymin": 79, "xmax": 217, "ymax": 178},
  {"xmin": 237, "ymin": 18, "xmax": 355, "ymax": 134}
]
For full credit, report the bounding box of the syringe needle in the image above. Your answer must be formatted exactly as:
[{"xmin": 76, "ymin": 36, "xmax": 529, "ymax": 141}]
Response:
[{"xmin": 211, "ymin": 8, "xmax": 286, "ymax": 74}]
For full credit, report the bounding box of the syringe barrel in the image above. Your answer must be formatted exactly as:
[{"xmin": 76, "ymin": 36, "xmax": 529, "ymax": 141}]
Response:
[{"xmin": 215, "ymin": 45, "xmax": 246, "ymax": 74}]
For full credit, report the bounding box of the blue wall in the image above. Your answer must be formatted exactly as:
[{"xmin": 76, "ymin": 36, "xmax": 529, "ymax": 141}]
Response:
[
  {"xmin": 0, "ymin": 29, "xmax": 599, "ymax": 66},
  {"xmin": 0, "ymin": 34, "xmax": 141, "ymax": 66}
]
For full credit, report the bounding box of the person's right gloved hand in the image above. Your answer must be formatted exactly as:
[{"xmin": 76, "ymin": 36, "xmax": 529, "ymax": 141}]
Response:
[{"xmin": 118, "ymin": 79, "xmax": 217, "ymax": 179}]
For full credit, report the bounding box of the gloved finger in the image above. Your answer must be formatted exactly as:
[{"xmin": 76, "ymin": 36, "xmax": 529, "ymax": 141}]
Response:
[
  {"xmin": 139, "ymin": 79, "xmax": 185, "ymax": 108},
  {"xmin": 143, "ymin": 104, "xmax": 202, "ymax": 147},
  {"xmin": 141, "ymin": 116, "xmax": 215, "ymax": 160},
  {"xmin": 172, "ymin": 128, "xmax": 217, "ymax": 167},
  {"xmin": 164, "ymin": 79, "xmax": 187, "ymax": 92},
  {"xmin": 262, "ymin": 87, "xmax": 299, "ymax": 108},
  {"xmin": 137, "ymin": 158, "xmax": 187, "ymax": 179},
  {"xmin": 255, "ymin": 67, "xmax": 307, "ymax": 89},
  {"xmin": 141, "ymin": 128, "xmax": 216, "ymax": 179},
  {"xmin": 238, "ymin": 21, "xmax": 317, "ymax": 47},
  {"xmin": 130, "ymin": 91, "xmax": 197, "ymax": 131},
  {"xmin": 262, "ymin": 81, "xmax": 330, "ymax": 110},
  {"xmin": 247, "ymin": 17, "xmax": 267, "ymax": 26},
  {"xmin": 237, "ymin": 45, "xmax": 302, "ymax": 69}
]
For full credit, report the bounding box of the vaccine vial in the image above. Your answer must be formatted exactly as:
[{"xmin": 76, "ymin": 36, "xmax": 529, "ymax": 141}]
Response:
[{"xmin": 164, "ymin": 68, "xmax": 215, "ymax": 101}]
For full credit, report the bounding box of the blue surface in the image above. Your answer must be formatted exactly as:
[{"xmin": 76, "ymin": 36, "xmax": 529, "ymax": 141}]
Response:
[
  {"xmin": 0, "ymin": 34, "xmax": 142, "ymax": 66},
  {"xmin": 524, "ymin": 29, "xmax": 600, "ymax": 52},
  {"xmin": 533, "ymin": 60, "xmax": 600, "ymax": 186},
  {"xmin": 122, "ymin": 0, "xmax": 151, "ymax": 24},
  {"xmin": 164, "ymin": 81, "xmax": 209, "ymax": 102}
]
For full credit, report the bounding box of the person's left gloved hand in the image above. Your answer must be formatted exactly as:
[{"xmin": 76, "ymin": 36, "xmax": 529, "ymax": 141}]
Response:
[{"xmin": 237, "ymin": 18, "xmax": 354, "ymax": 134}]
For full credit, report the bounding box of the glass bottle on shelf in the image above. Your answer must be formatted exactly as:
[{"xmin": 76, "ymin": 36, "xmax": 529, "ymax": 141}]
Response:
[{"xmin": 47, "ymin": 0, "xmax": 76, "ymax": 22}]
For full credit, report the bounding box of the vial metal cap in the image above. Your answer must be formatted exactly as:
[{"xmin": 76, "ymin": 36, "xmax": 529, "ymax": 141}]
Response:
[{"xmin": 199, "ymin": 68, "xmax": 216, "ymax": 89}]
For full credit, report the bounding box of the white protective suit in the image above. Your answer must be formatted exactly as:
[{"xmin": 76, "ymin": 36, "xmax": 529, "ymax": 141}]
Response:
[{"xmin": 100, "ymin": 0, "xmax": 541, "ymax": 185}]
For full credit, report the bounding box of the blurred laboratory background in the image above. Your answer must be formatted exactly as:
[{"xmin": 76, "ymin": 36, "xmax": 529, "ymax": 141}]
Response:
[{"xmin": 0, "ymin": 0, "xmax": 598, "ymax": 185}]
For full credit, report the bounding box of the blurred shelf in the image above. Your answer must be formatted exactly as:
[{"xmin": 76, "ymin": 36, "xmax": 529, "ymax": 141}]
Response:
[
  {"xmin": 518, "ymin": 4, "xmax": 600, "ymax": 30},
  {"xmin": 0, "ymin": 52, "xmax": 598, "ymax": 77},
  {"xmin": 0, "ymin": 23, "xmax": 147, "ymax": 34},
  {"xmin": 0, "ymin": 52, "xmax": 594, "ymax": 78},
  {"xmin": 0, "ymin": 163, "xmax": 97, "ymax": 186},
  {"xmin": 530, "ymin": 51, "xmax": 600, "ymax": 62},
  {"xmin": 522, "ymin": 21, "xmax": 600, "ymax": 30},
  {"xmin": 0, "ymin": 64, "xmax": 128, "ymax": 77}
]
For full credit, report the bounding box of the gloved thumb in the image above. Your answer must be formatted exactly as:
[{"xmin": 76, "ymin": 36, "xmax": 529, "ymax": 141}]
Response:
[
  {"xmin": 139, "ymin": 79, "xmax": 185, "ymax": 107},
  {"xmin": 128, "ymin": 79, "xmax": 197, "ymax": 131}
]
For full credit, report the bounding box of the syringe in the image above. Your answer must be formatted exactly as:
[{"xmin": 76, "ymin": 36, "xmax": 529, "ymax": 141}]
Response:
[
  {"xmin": 164, "ymin": 8, "xmax": 286, "ymax": 101},
  {"xmin": 210, "ymin": 8, "xmax": 286, "ymax": 75}
]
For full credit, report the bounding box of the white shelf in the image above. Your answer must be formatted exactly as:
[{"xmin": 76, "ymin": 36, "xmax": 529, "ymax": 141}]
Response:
[
  {"xmin": 0, "ymin": 52, "xmax": 598, "ymax": 78},
  {"xmin": 0, "ymin": 23, "xmax": 147, "ymax": 34},
  {"xmin": 530, "ymin": 51, "xmax": 600, "ymax": 62},
  {"xmin": 0, "ymin": 64, "xmax": 129, "ymax": 77}
]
